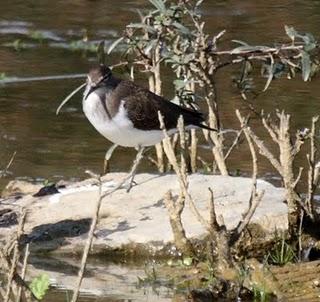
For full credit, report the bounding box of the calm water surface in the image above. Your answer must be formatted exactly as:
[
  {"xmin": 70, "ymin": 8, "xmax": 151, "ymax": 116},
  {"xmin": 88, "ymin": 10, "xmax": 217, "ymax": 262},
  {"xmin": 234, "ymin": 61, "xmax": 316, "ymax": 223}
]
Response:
[
  {"xmin": 1, "ymin": 0, "xmax": 320, "ymax": 300},
  {"xmin": 1, "ymin": 0, "xmax": 320, "ymax": 189}
]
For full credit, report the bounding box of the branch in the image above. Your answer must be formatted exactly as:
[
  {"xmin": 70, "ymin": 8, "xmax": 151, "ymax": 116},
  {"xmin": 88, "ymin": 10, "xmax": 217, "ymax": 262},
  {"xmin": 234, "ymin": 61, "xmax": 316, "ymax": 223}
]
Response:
[{"xmin": 71, "ymin": 176, "xmax": 104, "ymax": 302}]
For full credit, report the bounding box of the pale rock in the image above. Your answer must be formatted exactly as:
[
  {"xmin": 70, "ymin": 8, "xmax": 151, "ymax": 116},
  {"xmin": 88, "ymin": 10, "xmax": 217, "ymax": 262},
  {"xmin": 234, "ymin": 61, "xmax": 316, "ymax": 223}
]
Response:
[{"xmin": 0, "ymin": 173, "xmax": 288, "ymax": 255}]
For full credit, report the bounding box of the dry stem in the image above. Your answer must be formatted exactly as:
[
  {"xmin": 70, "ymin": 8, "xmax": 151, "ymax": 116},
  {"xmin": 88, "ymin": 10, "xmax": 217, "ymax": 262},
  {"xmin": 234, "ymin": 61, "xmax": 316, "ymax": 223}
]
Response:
[
  {"xmin": 71, "ymin": 177, "xmax": 104, "ymax": 302},
  {"xmin": 231, "ymin": 110, "xmax": 265, "ymax": 244}
]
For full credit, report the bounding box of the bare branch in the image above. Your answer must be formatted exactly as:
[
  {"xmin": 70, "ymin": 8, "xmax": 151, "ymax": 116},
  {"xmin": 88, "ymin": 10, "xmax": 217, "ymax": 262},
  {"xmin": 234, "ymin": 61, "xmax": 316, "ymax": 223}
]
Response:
[{"xmin": 71, "ymin": 176, "xmax": 104, "ymax": 302}]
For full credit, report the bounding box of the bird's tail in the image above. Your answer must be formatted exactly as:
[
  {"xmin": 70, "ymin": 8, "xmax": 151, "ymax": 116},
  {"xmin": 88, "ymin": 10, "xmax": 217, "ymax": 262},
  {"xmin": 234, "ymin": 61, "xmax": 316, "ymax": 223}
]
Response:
[{"xmin": 198, "ymin": 123, "xmax": 217, "ymax": 132}]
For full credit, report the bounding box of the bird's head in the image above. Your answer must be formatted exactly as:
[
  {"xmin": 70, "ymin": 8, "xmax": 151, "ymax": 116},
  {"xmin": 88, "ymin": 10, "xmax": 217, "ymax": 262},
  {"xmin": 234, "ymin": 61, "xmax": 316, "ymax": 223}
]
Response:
[
  {"xmin": 84, "ymin": 64, "xmax": 112, "ymax": 100},
  {"xmin": 56, "ymin": 64, "xmax": 112, "ymax": 115}
]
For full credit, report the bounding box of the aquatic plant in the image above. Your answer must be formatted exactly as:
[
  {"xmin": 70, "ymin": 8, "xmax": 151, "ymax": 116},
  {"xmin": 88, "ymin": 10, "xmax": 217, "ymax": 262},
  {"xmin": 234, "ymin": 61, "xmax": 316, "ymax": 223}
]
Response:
[{"xmin": 29, "ymin": 274, "xmax": 50, "ymax": 300}]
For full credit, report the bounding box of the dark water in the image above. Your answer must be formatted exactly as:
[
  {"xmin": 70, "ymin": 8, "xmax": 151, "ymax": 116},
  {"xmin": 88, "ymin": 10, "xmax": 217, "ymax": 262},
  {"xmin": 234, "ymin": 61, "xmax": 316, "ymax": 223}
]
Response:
[
  {"xmin": 1, "ymin": 0, "xmax": 320, "ymax": 300},
  {"xmin": 1, "ymin": 0, "xmax": 320, "ymax": 189}
]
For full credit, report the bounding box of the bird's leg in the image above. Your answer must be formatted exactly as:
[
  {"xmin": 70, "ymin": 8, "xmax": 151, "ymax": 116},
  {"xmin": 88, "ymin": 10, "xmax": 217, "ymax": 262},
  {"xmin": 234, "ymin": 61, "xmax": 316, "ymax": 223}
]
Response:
[
  {"xmin": 103, "ymin": 144, "xmax": 118, "ymax": 174},
  {"xmin": 126, "ymin": 146, "xmax": 146, "ymax": 192}
]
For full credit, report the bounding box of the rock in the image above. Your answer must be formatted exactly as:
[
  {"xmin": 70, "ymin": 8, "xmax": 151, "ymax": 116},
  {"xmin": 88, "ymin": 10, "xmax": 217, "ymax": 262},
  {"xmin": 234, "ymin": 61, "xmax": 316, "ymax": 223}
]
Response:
[
  {"xmin": 0, "ymin": 173, "xmax": 288, "ymax": 256},
  {"xmin": 1, "ymin": 180, "xmax": 42, "ymax": 198}
]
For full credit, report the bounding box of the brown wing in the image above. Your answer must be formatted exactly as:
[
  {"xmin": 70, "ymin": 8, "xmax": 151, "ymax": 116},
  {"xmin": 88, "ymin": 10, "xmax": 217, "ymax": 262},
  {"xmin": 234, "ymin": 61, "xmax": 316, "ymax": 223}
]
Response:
[{"xmin": 114, "ymin": 80, "xmax": 205, "ymax": 131}]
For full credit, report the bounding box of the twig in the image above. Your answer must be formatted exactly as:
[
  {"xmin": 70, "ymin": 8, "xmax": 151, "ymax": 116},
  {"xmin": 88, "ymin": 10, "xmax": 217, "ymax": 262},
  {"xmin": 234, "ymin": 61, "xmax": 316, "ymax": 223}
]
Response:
[
  {"xmin": 163, "ymin": 191, "xmax": 194, "ymax": 254},
  {"xmin": 190, "ymin": 129, "xmax": 198, "ymax": 173},
  {"xmin": 298, "ymin": 209, "xmax": 304, "ymax": 261},
  {"xmin": 71, "ymin": 177, "xmax": 104, "ymax": 302},
  {"xmin": 15, "ymin": 244, "xmax": 30, "ymax": 302},
  {"xmin": 305, "ymin": 116, "xmax": 319, "ymax": 218},
  {"xmin": 159, "ymin": 112, "xmax": 210, "ymax": 230},
  {"xmin": 4, "ymin": 242, "xmax": 19, "ymax": 302},
  {"xmin": 4, "ymin": 210, "xmax": 26, "ymax": 302},
  {"xmin": 224, "ymin": 128, "xmax": 244, "ymax": 161},
  {"xmin": 211, "ymin": 44, "xmax": 304, "ymax": 56},
  {"xmin": 293, "ymin": 167, "xmax": 304, "ymax": 189},
  {"xmin": 231, "ymin": 110, "xmax": 265, "ymax": 244},
  {"xmin": 1, "ymin": 151, "xmax": 16, "ymax": 178}
]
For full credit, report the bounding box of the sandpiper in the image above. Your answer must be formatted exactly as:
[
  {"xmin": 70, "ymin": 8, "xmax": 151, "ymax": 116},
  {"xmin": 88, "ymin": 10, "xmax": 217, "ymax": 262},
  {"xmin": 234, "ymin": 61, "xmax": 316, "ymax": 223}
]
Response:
[{"xmin": 57, "ymin": 64, "xmax": 216, "ymax": 190}]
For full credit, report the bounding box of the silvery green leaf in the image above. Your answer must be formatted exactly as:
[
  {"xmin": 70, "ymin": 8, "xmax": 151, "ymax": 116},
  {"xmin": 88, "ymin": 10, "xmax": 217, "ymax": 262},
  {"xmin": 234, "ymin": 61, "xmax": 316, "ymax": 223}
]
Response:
[
  {"xmin": 231, "ymin": 45, "xmax": 271, "ymax": 54},
  {"xmin": 136, "ymin": 9, "xmax": 145, "ymax": 21},
  {"xmin": 148, "ymin": 0, "xmax": 166, "ymax": 13},
  {"xmin": 232, "ymin": 39, "xmax": 249, "ymax": 46},
  {"xmin": 144, "ymin": 39, "xmax": 157, "ymax": 55},
  {"xmin": 172, "ymin": 22, "xmax": 191, "ymax": 35},
  {"xmin": 128, "ymin": 23, "xmax": 156, "ymax": 34},
  {"xmin": 301, "ymin": 51, "xmax": 311, "ymax": 81},
  {"xmin": 174, "ymin": 79, "xmax": 186, "ymax": 90},
  {"xmin": 301, "ymin": 33, "xmax": 317, "ymax": 51},
  {"xmin": 107, "ymin": 37, "xmax": 124, "ymax": 54},
  {"xmin": 263, "ymin": 63, "xmax": 274, "ymax": 91},
  {"xmin": 284, "ymin": 25, "xmax": 298, "ymax": 41},
  {"xmin": 300, "ymin": 32, "xmax": 316, "ymax": 45}
]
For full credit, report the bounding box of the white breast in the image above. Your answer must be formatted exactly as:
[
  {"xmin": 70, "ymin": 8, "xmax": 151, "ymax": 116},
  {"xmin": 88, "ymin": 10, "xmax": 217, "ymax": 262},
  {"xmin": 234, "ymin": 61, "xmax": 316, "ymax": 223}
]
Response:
[{"xmin": 82, "ymin": 92, "xmax": 169, "ymax": 148}]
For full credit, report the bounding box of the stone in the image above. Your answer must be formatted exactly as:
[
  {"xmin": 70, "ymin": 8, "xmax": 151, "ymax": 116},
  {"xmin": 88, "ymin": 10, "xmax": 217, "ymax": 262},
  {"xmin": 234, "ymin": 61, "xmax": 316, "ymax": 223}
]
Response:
[
  {"xmin": 1, "ymin": 180, "xmax": 42, "ymax": 198},
  {"xmin": 0, "ymin": 173, "xmax": 288, "ymax": 255}
]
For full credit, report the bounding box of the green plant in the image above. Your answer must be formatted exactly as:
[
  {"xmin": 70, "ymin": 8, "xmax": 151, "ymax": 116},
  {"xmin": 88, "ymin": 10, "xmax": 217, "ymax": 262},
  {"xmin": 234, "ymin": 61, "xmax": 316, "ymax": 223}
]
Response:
[
  {"xmin": 43, "ymin": 179, "xmax": 54, "ymax": 187},
  {"xmin": 137, "ymin": 263, "xmax": 174, "ymax": 293},
  {"xmin": 28, "ymin": 30, "xmax": 45, "ymax": 42},
  {"xmin": 137, "ymin": 264, "xmax": 159, "ymax": 286},
  {"xmin": 252, "ymin": 282, "xmax": 271, "ymax": 302},
  {"xmin": 0, "ymin": 72, "xmax": 7, "ymax": 80},
  {"xmin": 267, "ymin": 238, "xmax": 296, "ymax": 265},
  {"xmin": 12, "ymin": 39, "xmax": 27, "ymax": 51},
  {"xmin": 167, "ymin": 256, "xmax": 193, "ymax": 267},
  {"xmin": 29, "ymin": 273, "xmax": 50, "ymax": 300}
]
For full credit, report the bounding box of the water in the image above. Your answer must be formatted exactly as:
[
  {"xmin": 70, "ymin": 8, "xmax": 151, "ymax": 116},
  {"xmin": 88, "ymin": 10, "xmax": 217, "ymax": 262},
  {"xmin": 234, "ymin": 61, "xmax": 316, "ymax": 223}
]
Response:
[
  {"xmin": 1, "ymin": 0, "xmax": 320, "ymax": 189},
  {"xmin": 1, "ymin": 0, "xmax": 320, "ymax": 300}
]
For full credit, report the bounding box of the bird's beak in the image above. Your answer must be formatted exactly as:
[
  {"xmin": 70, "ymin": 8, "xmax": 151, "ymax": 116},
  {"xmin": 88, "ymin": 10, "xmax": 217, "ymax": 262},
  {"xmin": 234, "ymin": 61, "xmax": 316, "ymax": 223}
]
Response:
[{"xmin": 83, "ymin": 85, "xmax": 96, "ymax": 100}]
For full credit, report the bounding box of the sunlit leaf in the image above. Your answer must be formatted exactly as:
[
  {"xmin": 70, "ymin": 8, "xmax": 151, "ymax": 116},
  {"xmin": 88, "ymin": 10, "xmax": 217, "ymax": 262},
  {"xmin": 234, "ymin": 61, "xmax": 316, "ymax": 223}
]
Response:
[
  {"xmin": 301, "ymin": 51, "xmax": 311, "ymax": 81},
  {"xmin": 183, "ymin": 257, "xmax": 193, "ymax": 266},
  {"xmin": 30, "ymin": 274, "xmax": 50, "ymax": 300}
]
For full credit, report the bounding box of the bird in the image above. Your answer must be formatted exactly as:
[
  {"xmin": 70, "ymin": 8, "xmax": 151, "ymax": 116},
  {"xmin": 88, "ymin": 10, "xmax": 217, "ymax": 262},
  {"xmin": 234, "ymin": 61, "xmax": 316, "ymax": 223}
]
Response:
[{"xmin": 57, "ymin": 64, "xmax": 216, "ymax": 190}]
